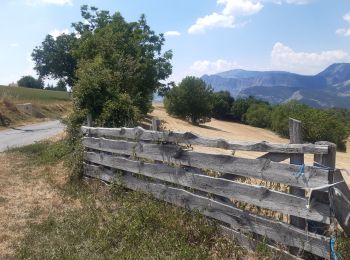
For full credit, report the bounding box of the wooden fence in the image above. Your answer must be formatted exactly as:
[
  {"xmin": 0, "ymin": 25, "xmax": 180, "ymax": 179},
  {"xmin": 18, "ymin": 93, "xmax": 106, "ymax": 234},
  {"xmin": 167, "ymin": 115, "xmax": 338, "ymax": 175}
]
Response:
[{"xmin": 81, "ymin": 118, "xmax": 338, "ymax": 259}]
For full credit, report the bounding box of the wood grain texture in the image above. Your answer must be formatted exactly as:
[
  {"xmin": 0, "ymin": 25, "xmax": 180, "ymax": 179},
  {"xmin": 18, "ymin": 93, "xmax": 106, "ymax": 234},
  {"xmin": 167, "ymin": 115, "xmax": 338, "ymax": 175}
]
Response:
[
  {"xmin": 85, "ymin": 151, "xmax": 330, "ymax": 223},
  {"xmin": 83, "ymin": 164, "xmax": 330, "ymax": 258},
  {"xmin": 289, "ymin": 118, "xmax": 306, "ymax": 231},
  {"xmin": 82, "ymin": 137, "xmax": 329, "ymax": 188},
  {"xmin": 219, "ymin": 225, "xmax": 303, "ymax": 260},
  {"xmin": 81, "ymin": 126, "xmax": 329, "ymax": 154}
]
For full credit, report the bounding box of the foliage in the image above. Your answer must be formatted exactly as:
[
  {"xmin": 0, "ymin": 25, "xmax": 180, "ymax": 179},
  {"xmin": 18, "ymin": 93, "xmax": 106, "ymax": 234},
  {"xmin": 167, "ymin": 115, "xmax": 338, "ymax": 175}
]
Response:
[
  {"xmin": 164, "ymin": 76, "xmax": 213, "ymax": 124},
  {"xmin": 244, "ymin": 103, "xmax": 272, "ymax": 128},
  {"xmin": 32, "ymin": 33, "xmax": 77, "ymax": 87},
  {"xmin": 271, "ymin": 101, "xmax": 349, "ymax": 151},
  {"xmin": 71, "ymin": 6, "xmax": 172, "ymax": 117},
  {"xmin": 45, "ymin": 80, "xmax": 67, "ymax": 92},
  {"xmin": 17, "ymin": 75, "xmax": 44, "ymax": 89},
  {"xmin": 231, "ymin": 96, "xmax": 268, "ymax": 122},
  {"xmin": 211, "ymin": 91, "xmax": 234, "ymax": 119}
]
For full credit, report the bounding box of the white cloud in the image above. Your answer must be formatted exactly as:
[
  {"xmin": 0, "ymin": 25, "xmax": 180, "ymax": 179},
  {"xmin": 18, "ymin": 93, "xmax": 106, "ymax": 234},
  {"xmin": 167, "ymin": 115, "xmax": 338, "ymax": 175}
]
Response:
[
  {"xmin": 336, "ymin": 12, "xmax": 350, "ymax": 37},
  {"xmin": 218, "ymin": 0, "xmax": 263, "ymax": 16},
  {"xmin": 189, "ymin": 59, "xmax": 238, "ymax": 75},
  {"xmin": 270, "ymin": 42, "xmax": 350, "ymax": 74},
  {"xmin": 188, "ymin": 13, "xmax": 235, "ymax": 34},
  {"xmin": 164, "ymin": 31, "xmax": 181, "ymax": 37},
  {"xmin": 26, "ymin": 0, "xmax": 72, "ymax": 6},
  {"xmin": 49, "ymin": 28, "xmax": 70, "ymax": 39},
  {"xmin": 188, "ymin": 0, "xmax": 262, "ymax": 34},
  {"xmin": 188, "ymin": 0, "xmax": 312, "ymax": 34},
  {"xmin": 10, "ymin": 43, "xmax": 19, "ymax": 48},
  {"xmin": 336, "ymin": 28, "xmax": 350, "ymax": 37}
]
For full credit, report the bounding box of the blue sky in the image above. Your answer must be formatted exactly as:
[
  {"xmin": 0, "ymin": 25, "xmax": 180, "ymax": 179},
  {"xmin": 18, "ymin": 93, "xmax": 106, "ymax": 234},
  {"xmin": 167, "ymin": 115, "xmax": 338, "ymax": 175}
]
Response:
[{"xmin": 1, "ymin": 0, "xmax": 350, "ymax": 85}]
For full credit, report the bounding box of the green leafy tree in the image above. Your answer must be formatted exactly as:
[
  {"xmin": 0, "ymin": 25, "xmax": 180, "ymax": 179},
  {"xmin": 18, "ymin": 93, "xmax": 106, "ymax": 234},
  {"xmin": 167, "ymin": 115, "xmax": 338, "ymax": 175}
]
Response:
[
  {"xmin": 71, "ymin": 6, "xmax": 172, "ymax": 124},
  {"xmin": 164, "ymin": 76, "xmax": 213, "ymax": 124},
  {"xmin": 244, "ymin": 103, "xmax": 272, "ymax": 128},
  {"xmin": 271, "ymin": 101, "xmax": 349, "ymax": 151},
  {"xmin": 32, "ymin": 34, "xmax": 77, "ymax": 87},
  {"xmin": 212, "ymin": 91, "xmax": 234, "ymax": 119},
  {"xmin": 231, "ymin": 96, "xmax": 268, "ymax": 122},
  {"xmin": 17, "ymin": 75, "xmax": 44, "ymax": 89}
]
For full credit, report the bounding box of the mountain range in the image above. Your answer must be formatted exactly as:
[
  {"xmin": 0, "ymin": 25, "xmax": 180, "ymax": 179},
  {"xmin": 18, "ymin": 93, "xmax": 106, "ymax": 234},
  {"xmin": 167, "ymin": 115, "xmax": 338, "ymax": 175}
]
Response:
[{"xmin": 201, "ymin": 63, "xmax": 350, "ymax": 108}]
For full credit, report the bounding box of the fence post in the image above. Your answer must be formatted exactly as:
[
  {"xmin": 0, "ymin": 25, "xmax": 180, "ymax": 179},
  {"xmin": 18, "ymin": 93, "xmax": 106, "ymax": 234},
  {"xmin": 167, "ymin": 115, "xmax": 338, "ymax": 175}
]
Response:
[
  {"xmin": 289, "ymin": 118, "xmax": 306, "ymax": 231},
  {"xmin": 152, "ymin": 118, "xmax": 160, "ymax": 131},
  {"xmin": 87, "ymin": 113, "xmax": 92, "ymax": 127},
  {"xmin": 312, "ymin": 141, "xmax": 336, "ymax": 243}
]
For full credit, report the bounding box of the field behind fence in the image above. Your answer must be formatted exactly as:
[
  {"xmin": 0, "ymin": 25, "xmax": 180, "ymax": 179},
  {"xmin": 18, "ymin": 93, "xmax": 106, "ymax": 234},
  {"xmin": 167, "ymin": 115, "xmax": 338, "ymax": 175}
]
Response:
[{"xmin": 81, "ymin": 118, "xmax": 346, "ymax": 259}]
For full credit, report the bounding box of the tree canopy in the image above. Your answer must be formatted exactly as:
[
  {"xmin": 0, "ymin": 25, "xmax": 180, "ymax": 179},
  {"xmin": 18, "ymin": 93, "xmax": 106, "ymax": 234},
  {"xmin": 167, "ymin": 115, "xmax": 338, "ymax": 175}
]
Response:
[
  {"xmin": 17, "ymin": 75, "xmax": 44, "ymax": 89},
  {"xmin": 33, "ymin": 5, "xmax": 172, "ymax": 129},
  {"xmin": 32, "ymin": 34, "xmax": 77, "ymax": 87},
  {"xmin": 164, "ymin": 76, "xmax": 213, "ymax": 124}
]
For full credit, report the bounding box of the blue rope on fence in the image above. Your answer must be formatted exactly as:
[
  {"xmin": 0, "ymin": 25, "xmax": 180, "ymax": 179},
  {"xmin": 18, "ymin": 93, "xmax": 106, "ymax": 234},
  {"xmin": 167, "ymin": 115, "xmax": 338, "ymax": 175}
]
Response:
[
  {"xmin": 330, "ymin": 236, "xmax": 338, "ymax": 260},
  {"xmin": 294, "ymin": 164, "xmax": 305, "ymax": 178}
]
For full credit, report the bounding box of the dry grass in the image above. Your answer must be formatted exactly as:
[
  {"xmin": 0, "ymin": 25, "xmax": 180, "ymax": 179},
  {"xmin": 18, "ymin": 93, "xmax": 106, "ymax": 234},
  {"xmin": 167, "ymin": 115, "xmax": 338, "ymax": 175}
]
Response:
[
  {"xmin": 0, "ymin": 140, "xmax": 253, "ymax": 259},
  {"xmin": 151, "ymin": 103, "xmax": 350, "ymax": 187},
  {"xmin": 0, "ymin": 152, "xmax": 80, "ymax": 259},
  {"xmin": 0, "ymin": 97, "xmax": 71, "ymax": 129}
]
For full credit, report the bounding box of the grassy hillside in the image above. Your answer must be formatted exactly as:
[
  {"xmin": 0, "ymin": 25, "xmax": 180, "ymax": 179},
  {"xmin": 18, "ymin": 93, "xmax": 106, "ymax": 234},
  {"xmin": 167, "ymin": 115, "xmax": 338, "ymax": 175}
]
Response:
[
  {"xmin": 0, "ymin": 85, "xmax": 71, "ymax": 127},
  {"xmin": 0, "ymin": 85, "xmax": 70, "ymax": 103}
]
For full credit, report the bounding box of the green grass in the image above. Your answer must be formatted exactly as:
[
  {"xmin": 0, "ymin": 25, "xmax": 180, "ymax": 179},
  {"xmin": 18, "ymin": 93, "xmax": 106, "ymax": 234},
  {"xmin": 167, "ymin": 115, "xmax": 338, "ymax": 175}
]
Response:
[
  {"xmin": 14, "ymin": 187, "xmax": 244, "ymax": 260},
  {"xmin": 8, "ymin": 141, "xmax": 244, "ymax": 260},
  {"xmin": 0, "ymin": 85, "xmax": 71, "ymax": 103},
  {"xmin": 6, "ymin": 140, "xmax": 71, "ymax": 165}
]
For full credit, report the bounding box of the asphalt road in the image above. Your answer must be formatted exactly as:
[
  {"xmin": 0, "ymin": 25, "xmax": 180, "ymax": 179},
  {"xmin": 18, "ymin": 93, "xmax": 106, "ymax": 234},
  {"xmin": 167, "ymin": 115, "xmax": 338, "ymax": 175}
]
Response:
[{"xmin": 0, "ymin": 120, "xmax": 65, "ymax": 152}]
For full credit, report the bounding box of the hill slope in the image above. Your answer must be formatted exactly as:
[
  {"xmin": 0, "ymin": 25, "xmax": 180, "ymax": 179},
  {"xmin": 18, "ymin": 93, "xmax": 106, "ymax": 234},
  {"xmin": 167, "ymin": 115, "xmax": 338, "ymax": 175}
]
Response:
[{"xmin": 201, "ymin": 63, "xmax": 350, "ymax": 108}]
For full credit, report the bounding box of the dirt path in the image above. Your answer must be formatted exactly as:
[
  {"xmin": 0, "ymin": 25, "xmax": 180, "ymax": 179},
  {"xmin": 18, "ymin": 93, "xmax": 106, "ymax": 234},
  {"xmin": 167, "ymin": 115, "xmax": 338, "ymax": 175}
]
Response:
[{"xmin": 151, "ymin": 103, "xmax": 350, "ymax": 185}]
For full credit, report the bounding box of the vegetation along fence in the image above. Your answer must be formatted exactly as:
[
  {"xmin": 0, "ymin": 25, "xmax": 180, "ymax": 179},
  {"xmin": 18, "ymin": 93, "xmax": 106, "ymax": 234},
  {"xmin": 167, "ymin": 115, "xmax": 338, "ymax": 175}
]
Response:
[{"xmin": 81, "ymin": 118, "xmax": 350, "ymax": 259}]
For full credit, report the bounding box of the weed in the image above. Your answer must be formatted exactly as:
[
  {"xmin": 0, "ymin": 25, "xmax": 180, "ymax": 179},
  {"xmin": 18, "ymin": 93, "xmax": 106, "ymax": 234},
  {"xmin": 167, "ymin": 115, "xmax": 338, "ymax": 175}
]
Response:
[{"xmin": 6, "ymin": 140, "xmax": 71, "ymax": 165}]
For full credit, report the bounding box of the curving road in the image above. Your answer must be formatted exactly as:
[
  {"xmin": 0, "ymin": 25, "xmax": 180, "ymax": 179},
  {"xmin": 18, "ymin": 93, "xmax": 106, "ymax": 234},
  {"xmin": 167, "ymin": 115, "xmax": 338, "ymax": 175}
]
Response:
[{"xmin": 0, "ymin": 120, "xmax": 65, "ymax": 152}]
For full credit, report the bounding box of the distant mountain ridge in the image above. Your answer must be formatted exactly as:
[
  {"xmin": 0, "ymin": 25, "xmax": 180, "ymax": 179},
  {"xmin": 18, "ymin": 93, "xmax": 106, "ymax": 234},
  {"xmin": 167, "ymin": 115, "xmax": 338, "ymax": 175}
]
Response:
[{"xmin": 201, "ymin": 63, "xmax": 350, "ymax": 108}]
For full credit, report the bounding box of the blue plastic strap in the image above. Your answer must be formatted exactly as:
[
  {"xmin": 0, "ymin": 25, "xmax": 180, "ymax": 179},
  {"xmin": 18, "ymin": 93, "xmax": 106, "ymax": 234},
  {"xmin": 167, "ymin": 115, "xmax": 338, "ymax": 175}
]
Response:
[
  {"xmin": 330, "ymin": 236, "xmax": 338, "ymax": 260},
  {"xmin": 294, "ymin": 164, "xmax": 305, "ymax": 178}
]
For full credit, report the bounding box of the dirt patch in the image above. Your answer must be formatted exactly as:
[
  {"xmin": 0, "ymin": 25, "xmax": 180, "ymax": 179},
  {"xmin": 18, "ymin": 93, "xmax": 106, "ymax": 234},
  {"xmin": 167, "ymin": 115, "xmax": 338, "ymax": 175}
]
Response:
[{"xmin": 0, "ymin": 153, "xmax": 79, "ymax": 258}]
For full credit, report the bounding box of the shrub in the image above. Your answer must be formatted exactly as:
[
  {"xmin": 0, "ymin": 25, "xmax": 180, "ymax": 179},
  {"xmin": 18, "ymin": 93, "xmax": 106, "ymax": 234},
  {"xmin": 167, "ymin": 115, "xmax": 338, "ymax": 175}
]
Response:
[
  {"xmin": 244, "ymin": 103, "xmax": 272, "ymax": 128},
  {"xmin": 211, "ymin": 91, "xmax": 234, "ymax": 119},
  {"xmin": 17, "ymin": 76, "xmax": 44, "ymax": 89},
  {"xmin": 271, "ymin": 101, "xmax": 349, "ymax": 151},
  {"xmin": 231, "ymin": 96, "xmax": 268, "ymax": 122},
  {"xmin": 164, "ymin": 76, "xmax": 213, "ymax": 124}
]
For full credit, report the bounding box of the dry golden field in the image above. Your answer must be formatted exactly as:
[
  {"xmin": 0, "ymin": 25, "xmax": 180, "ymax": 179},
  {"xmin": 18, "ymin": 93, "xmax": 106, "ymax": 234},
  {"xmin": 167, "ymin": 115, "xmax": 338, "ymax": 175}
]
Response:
[{"xmin": 151, "ymin": 103, "xmax": 350, "ymax": 186}]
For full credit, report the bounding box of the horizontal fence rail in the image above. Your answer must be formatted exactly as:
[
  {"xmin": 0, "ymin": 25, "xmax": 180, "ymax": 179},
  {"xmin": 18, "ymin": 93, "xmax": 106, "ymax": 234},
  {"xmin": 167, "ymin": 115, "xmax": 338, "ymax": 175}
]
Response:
[
  {"xmin": 82, "ymin": 126, "xmax": 330, "ymax": 154},
  {"xmin": 85, "ymin": 151, "xmax": 330, "ymax": 223},
  {"xmin": 82, "ymin": 125, "xmax": 334, "ymax": 259},
  {"xmin": 82, "ymin": 137, "xmax": 329, "ymax": 188}
]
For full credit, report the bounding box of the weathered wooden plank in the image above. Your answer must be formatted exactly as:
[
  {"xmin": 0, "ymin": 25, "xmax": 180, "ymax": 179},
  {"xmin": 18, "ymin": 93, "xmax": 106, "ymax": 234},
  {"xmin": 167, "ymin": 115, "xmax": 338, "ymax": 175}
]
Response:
[
  {"xmin": 85, "ymin": 152, "xmax": 330, "ymax": 223},
  {"xmin": 82, "ymin": 137, "xmax": 329, "ymax": 188},
  {"xmin": 219, "ymin": 225, "xmax": 303, "ymax": 260},
  {"xmin": 81, "ymin": 126, "xmax": 329, "ymax": 154},
  {"xmin": 257, "ymin": 152, "xmax": 290, "ymax": 162},
  {"xmin": 83, "ymin": 164, "xmax": 330, "ymax": 258}
]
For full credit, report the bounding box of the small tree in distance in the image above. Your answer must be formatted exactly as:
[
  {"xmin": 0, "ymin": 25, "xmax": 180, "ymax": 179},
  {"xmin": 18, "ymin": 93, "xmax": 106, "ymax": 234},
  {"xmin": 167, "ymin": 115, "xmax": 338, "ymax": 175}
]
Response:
[
  {"xmin": 164, "ymin": 76, "xmax": 213, "ymax": 125},
  {"xmin": 17, "ymin": 75, "xmax": 44, "ymax": 89}
]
